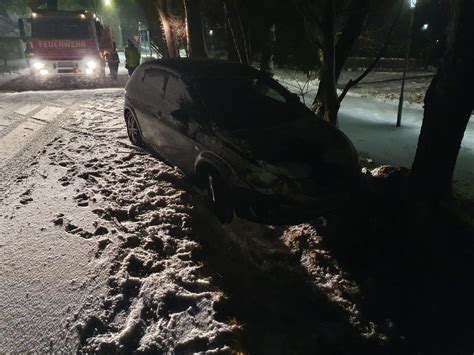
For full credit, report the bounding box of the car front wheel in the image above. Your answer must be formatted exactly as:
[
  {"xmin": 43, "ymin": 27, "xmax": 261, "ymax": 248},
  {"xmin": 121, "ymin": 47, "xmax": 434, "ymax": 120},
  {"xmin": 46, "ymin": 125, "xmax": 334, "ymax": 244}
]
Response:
[{"xmin": 125, "ymin": 110, "xmax": 144, "ymax": 147}]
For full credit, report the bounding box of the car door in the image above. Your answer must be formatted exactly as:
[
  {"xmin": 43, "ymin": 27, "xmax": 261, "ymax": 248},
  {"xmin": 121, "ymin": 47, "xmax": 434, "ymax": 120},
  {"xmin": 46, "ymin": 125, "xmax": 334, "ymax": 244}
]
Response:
[
  {"xmin": 139, "ymin": 67, "xmax": 169, "ymax": 149},
  {"xmin": 155, "ymin": 74, "xmax": 199, "ymax": 174}
]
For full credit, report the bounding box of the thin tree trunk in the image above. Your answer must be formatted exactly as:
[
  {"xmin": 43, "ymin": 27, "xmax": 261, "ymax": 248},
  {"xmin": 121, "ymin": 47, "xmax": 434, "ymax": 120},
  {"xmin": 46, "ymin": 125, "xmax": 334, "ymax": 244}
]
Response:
[
  {"xmin": 223, "ymin": 0, "xmax": 242, "ymax": 62},
  {"xmin": 260, "ymin": 23, "xmax": 276, "ymax": 75},
  {"xmin": 139, "ymin": 0, "xmax": 168, "ymax": 57},
  {"xmin": 225, "ymin": 21, "xmax": 240, "ymax": 61},
  {"xmin": 235, "ymin": 0, "xmax": 250, "ymax": 64},
  {"xmin": 312, "ymin": 0, "xmax": 339, "ymax": 125},
  {"xmin": 334, "ymin": 0, "xmax": 370, "ymax": 82},
  {"xmin": 410, "ymin": 0, "xmax": 473, "ymax": 204},
  {"xmin": 223, "ymin": 0, "xmax": 250, "ymax": 64},
  {"xmin": 183, "ymin": 0, "xmax": 208, "ymax": 58},
  {"xmin": 157, "ymin": 0, "xmax": 178, "ymax": 58}
]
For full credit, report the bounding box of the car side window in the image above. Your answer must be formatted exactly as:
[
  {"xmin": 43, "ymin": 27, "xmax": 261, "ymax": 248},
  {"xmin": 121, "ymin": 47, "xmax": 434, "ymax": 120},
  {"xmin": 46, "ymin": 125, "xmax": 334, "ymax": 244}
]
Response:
[
  {"xmin": 163, "ymin": 75, "xmax": 190, "ymax": 111},
  {"xmin": 142, "ymin": 68, "xmax": 169, "ymax": 108},
  {"xmin": 161, "ymin": 75, "xmax": 194, "ymax": 132}
]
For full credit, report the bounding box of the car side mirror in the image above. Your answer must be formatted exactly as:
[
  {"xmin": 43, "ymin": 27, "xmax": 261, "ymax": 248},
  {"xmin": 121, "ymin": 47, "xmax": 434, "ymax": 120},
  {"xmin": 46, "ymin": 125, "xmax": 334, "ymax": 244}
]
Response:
[{"xmin": 171, "ymin": 108, "xmax": 190, "ymax": 122}]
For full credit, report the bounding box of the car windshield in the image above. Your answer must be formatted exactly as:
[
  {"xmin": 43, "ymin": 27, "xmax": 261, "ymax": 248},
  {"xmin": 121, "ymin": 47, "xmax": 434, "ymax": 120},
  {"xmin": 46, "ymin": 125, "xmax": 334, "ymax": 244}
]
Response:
[{"xmin": 190, "ymin": 75, "xmax": 299, "ymax": 130}]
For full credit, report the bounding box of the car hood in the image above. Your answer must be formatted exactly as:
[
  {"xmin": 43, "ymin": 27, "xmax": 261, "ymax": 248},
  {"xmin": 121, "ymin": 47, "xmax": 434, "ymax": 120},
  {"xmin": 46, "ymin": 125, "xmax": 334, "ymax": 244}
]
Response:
[{"xmin": 215, "ymin": 115, "xmax": 358, "ymax": 174}]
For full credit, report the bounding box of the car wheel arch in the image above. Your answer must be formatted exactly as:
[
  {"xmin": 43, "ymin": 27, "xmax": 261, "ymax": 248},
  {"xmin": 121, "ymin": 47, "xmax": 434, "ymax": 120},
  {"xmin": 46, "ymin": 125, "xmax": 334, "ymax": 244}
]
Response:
[{"xmin": 194, "ymin": 153, "xmax": 234, "ymax": 186}]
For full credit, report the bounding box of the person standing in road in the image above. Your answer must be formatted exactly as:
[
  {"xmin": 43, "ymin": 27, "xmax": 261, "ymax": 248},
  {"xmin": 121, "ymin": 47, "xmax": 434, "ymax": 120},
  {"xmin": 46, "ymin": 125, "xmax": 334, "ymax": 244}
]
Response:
[
  {"xmin": 106, "ymin": 42, "xmax": 120, "ymax": 80},
  {"xmin": 125, "ymin": 39, "xmax": 140, "ymax": 76}
]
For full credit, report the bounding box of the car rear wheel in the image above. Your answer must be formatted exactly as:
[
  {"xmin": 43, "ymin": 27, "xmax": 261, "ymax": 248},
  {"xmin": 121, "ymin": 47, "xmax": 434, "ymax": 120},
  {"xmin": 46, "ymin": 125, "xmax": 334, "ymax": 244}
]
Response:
[
  {"xmin": 125, "ymin": 110, "xmax": 144, "ymax": 147},
  {"xmin": 203, "ymin": 171, "xmax": 234, "ymax": 224}
]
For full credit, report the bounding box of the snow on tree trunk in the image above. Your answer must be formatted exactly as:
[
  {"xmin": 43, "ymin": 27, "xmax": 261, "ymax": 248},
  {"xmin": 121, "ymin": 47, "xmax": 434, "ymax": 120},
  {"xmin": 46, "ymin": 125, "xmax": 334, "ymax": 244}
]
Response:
[
  {"xmin": 183, "ymin": 0, "xmax": 208, "ymax": 58},
  {"xmin": 410, "ymin": 0, "xmax": 474, "ymax": 203}
]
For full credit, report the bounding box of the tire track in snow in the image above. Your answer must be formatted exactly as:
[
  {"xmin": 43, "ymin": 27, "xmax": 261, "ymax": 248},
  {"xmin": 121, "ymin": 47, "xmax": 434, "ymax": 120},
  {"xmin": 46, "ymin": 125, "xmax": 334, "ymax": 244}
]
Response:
[{"xmin": 0, "ymin": 97, "xmax": 82, "ymax": 201}]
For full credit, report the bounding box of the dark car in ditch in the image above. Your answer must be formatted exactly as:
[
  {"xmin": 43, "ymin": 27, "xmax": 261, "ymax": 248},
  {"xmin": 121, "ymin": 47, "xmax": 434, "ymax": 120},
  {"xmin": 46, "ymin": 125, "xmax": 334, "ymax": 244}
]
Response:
[{"xmin": 124, "ymin": 59, "xmax": 360, "ymax": 224}]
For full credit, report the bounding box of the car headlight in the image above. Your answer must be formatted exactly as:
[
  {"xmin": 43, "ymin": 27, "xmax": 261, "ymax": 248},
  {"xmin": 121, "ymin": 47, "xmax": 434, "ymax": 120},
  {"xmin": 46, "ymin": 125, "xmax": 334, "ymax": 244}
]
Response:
[
  {"xmin": 39, "ymin": 69, "xmax": 48, "ymax": 76},
  {"xmin": 85, "ymin": 68, "xmax": 94, "ymax": 75},
  {"xmin": 33, "ymin": 61, "xmax": 45, "ymax": 70},
  {"xmin": 86, "ymin": 60, "xmax": 97, "ymax": 69}
]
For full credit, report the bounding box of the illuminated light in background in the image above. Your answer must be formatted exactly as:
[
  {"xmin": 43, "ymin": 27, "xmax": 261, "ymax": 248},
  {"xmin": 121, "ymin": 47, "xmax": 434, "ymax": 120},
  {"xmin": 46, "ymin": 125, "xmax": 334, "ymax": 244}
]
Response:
[
  {"xmin": 86, "ymin": 60, "xmax": 98, "ymax": 69},
  {"xmin": 39, "ymin": 69, "xmax": 48, "ymax": 76},
  {"xmin": 209, "ymin": 30, "xmax": 214, "ymax": 36},
  {"xmin": 410, "ymin": 0, "xmax": 417, "ymax": 8},
  {"xmin": 33, "ymin": 61, "xmax": 45, "ymax": 70},
  {"xmin": 421, "ymin": 23, "xmax": 429, "ymax": 31},
  {"xmin": 80, "ymin": 14, "xmax": 86, "ymax": 19},
  {"xmin": 85, "ymin": 68, "xmax": 94, "ymax": 75},
  {"xmin": 103, "ymin": 0, "xmax": 111, "ymax": 6},
  {"xmin": 32, "ymin": 12, "xmax": 38, "ymax": 18}
]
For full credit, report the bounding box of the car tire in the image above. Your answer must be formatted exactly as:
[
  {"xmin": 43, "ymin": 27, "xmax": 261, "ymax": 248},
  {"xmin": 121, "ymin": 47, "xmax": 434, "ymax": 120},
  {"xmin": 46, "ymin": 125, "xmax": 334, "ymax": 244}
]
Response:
[
  {"xmin": 125, "ymin": 110, "xmax": 144, "ymax": 147},
  {"xmin": 204, "ymin": 171, "xmax": 234, "ymax": 224}
]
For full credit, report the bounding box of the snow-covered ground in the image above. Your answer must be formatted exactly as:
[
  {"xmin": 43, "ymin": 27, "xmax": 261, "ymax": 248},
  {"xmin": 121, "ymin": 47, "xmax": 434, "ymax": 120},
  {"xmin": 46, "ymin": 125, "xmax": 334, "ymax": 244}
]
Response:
[
  {"xmin": 0, "ymin": 68, "xmax": 472, "ymax": 352},
  {"xmin": 0, "ymin": 89, "xmax": 391, "ymax": 353},
  {"xmin": 276, "ymin": 69, "xmax": 434, "ymax": 109}
]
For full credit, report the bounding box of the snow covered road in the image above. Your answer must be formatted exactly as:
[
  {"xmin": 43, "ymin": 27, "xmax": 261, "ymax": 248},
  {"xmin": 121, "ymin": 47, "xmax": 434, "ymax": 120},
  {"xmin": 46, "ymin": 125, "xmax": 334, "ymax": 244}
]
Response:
[{"xmin": 339, "ymin": 96, "xmax": 474, "ymax": 199}]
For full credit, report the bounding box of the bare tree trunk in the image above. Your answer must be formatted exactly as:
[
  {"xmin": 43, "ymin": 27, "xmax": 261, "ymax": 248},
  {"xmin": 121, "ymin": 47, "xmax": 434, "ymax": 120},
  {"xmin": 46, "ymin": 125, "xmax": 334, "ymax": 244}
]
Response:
[
  {"xmin": 312, "ymin": 0, "xmax": 339, "ymax": 125},
  {"xmin": 334, "ymin": 0, "xmax": 370, "ymax": 82},
  {"xmin": 183, "ymin": 0, "xmax": 208, "ymax": 58},
  {"xmin": 223, "ymin": 0, "xmax": 250, "ymax": 64},
  {"xmin": 139, "ymin": 0, "xmax": 168, "ymax": 57},
  {"xmin": 260, "ymin": 23, "xmax": 276, "ymax": 75},
  {"xmin": 157, "ymin": 0, "xmax": 178, "ymax": 58},
  {"xmin": 411, "ymin": 0, "xmax": 473, "ymax": 204},
  {"xmin": 225, "ymin": 22, "xmax": 240, "ymax": 61}
]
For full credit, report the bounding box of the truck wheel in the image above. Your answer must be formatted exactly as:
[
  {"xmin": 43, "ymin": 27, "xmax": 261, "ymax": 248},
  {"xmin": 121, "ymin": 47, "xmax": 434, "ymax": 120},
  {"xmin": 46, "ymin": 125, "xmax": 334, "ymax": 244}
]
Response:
[
  {"xmin": 125, "ymin": 111, "xmax": 144, "ymax": 147},
  {"xmin": 204, "ymin": 171, "xmax": 234, "ymax": 224}
]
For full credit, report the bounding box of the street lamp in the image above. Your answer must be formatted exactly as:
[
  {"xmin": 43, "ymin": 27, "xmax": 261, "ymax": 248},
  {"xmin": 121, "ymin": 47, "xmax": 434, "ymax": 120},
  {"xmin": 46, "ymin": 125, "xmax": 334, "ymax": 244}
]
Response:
[
  {"xmin": 209, "ymin": 29, "xmax": 214, "ymax": 54},
  {"xmin": 397, "ymin": 0, "xmax": 417, "ymax": 127}
]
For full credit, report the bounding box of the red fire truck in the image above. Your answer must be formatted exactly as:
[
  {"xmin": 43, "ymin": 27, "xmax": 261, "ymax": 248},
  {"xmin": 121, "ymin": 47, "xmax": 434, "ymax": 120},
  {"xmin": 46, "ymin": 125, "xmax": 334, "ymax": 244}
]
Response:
[{"xmin": 20, "ymin": 10, "xmax": 113, "ymax": 77}]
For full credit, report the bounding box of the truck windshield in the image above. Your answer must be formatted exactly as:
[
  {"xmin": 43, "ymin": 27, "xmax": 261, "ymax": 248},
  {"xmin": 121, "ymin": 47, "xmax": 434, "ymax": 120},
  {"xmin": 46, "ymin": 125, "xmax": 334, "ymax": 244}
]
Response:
[{"xmin": 32, "ymin": 19, "xmax": 90, "ymax": 39}]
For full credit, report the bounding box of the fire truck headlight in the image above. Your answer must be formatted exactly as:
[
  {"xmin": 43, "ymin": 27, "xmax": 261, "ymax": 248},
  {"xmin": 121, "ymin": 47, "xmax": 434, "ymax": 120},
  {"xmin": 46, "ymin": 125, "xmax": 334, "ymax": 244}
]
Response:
[
  {"xmin": 33, "ymin": 61, "xmax": 45, "ymax": 70},
  {"xmin": 39, "ymin": 69, "xmax": 49, "ymax": 76},
  {"xmin": 86, "ymin": 60, "xmax": 98, "ymax": 70},
  {"xmin": 85, "ymin": 68, "xmax": 94, "ymax": 75}
]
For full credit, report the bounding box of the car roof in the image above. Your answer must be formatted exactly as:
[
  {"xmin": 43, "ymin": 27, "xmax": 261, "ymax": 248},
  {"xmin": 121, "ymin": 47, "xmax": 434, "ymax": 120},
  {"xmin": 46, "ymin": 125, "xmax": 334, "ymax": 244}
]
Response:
[{"xmin": 141, "ymin": 58, "xmax": 261, "ymax": 78}]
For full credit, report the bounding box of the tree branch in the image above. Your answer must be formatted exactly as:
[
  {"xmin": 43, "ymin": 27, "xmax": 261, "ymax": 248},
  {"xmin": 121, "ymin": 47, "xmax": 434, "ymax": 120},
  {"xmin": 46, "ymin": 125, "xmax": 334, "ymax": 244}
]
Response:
[{"xmin": 338, "ymin": 0, "xmax": 404, "ymax": 103}]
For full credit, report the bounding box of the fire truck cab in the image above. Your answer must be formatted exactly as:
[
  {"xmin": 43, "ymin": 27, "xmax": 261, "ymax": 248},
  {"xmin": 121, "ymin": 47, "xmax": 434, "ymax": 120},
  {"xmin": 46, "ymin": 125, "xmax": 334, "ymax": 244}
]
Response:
[{"xmin": 20, "ymin": 10, "xmax": 112, "ymax": 77}]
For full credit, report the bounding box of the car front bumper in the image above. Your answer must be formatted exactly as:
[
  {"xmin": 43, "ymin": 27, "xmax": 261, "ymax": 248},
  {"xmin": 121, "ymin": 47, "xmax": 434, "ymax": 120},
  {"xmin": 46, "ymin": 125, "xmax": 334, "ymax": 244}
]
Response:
[{"xmin": 232, "ymin": 184, "xmax": 355, "ymax": 225}]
